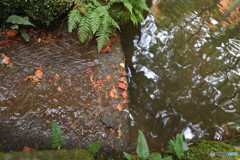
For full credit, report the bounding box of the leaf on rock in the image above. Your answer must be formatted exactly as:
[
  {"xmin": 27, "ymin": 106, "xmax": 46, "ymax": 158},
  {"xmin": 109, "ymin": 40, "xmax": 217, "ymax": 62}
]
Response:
[
  {"xmin": 123, "ymin": 99, "xmax": 129, "ymax": 104},
  {"xmin": 119, "ymin": 71, "xmax": 127, "ymax": 76},
  {"xmin": 121, "ymin": 91, "xmax": 128, "ymax": 98},
  {"xmin": 106, "ymin": 75, "xmax": 113, "ymax": 83},
  {"xmin": 117, "ymin": 104, "xmax": 123, "ymax": 111},
  {"xmin": 120, "ymin": 61, "xmax": 125, "ymax": 68},
  {"xmin": 86, "ymin": 67, "xmax": 93, "ymax": 72},
  {"xmin": 110, "ymin": 64, "xmax": 119, "ymax": 69},
  {"xmin": 119, "ymin": 77, "xmax": 127, "ymax": 83},
  {"xmin": 118, "ymin": 83, "xmax": 126, "ymax": 89}
]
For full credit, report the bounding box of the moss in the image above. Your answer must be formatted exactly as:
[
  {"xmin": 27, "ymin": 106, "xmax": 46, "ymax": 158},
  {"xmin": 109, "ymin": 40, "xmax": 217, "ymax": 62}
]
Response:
[
  {"xmin": 227, "ymin": 137, "xmax": 240, "ymax": 147},
  {"xmin": 185, "ymin": 140, "xmax": 240, "ymax": 160},
  {"xmin": 0, "ymin": 149, "xmax": 94, "ymax": 160}
]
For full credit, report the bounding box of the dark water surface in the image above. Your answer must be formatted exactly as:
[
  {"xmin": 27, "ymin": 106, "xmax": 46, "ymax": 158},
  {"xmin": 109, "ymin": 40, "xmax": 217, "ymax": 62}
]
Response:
[{"xmin": 121, "ymin": 0, "xmax": 240, "ymax": 151}]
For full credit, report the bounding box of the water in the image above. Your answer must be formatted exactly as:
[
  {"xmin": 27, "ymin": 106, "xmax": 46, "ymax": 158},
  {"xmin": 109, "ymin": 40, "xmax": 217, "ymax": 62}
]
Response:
[{"xmin": 121, "ymin": 0, "xmax": 240, "ymax": 151}]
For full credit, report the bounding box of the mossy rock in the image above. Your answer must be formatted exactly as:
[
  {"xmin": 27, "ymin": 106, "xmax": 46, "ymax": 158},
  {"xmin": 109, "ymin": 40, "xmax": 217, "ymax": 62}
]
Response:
[
  {"xmin": 0, "ymin": 149, "xmax": 94, "ymax": 160},
  {"xmin": 185, "ymin": 140, "xmax": 240, "ymax": 160}
]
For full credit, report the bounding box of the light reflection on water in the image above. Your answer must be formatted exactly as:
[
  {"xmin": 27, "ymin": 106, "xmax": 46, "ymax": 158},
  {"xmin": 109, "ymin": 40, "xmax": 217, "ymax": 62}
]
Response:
[{"xmin": 122, "ymin": 0, "xmax": 240, "ymax": 151}]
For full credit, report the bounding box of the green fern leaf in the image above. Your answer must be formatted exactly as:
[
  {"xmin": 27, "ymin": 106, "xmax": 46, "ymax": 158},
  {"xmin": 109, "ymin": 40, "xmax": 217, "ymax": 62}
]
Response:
[
  {"xmin": 96, "ymin": 27, "xmax": 110, "ymax": 52},
  {"xmin": 86, "ymin": 141, "xmax": 102, "ymax": 154},
  {"xmin": 68, "ymin": 9, "xmax": 81, "ymax": 32},
  {"xmin": 123, "ymin": 0, "xmax": 133, "ymax": 15},
  {"xmin": 50, "ymin": 120, "xmax": 66, "ymax": 148},
  {"xmin": 78, "ymin": 16, "xmax": 92, "ymax": 43},
  {"xmin": 89, "ymin": 11, "xmax": 101, "ymax": 34}
]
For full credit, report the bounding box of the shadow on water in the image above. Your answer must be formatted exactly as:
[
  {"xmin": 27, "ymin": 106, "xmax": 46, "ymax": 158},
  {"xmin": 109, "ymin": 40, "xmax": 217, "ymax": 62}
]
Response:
[{"xmin": 121, "ymin": 0, "xmax": 240, "ymax": 151}]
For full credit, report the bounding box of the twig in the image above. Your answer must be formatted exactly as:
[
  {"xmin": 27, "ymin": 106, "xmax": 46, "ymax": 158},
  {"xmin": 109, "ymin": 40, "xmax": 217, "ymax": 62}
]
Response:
[{"xmin": 57, "ymin": 16, "xmax": 68, "ymax": 38}]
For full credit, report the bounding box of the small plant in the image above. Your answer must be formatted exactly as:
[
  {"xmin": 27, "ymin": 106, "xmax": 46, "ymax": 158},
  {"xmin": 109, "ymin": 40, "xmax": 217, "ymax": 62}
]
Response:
[
  {"xmin": 66, "ymin": 0, "xmax": 150, "ymax": 52},
  {"xmin": 123, "ymin": 130, "xmax": 172, "ymax": 160},
  {"xmin": 6, "ymin": 15, "xmax": 35, "ymax": 42},
  {"xmin": 85, "ymin": 141, "xmax": 102, "ymax": 154},
  {"xmin": 168, "ymin": 133, "xmax": 188, "ymax": 160},
  {"xmin": 50, "ymin": 120, "xmax": 66, "ymax": 149}
]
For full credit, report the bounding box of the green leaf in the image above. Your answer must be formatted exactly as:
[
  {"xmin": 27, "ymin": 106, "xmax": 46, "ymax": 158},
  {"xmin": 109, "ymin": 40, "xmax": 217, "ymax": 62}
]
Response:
[
  {"xmin": 7, "ymin": 15, "xmax": 35, "ymax": 26},
  {"xmin": 137, "ymin": 130, "xmax": 150, "ymax": 160},
  {"xmin": 68, "ymin": 9, "xmax": 81, "ymax": 32},
  {"xmin": 234, "ymin": 122, "xmax": 240, "ymax": 126},
  {"xmin": 123, "ymin": 0, "xmax": 133, "ymax": 15},
  {"xmin": 19, "ymin": 29, "xmax": 29, "ymax": 42},
  {"xmin": 86, "ymin": 141, "xmax": 102, "ymax": 154},
  {"xmin": 10, "ymin": 24, "xmax": 19, "ymax": 29},
  {"xmin": 148, "ymin": 153, "xmax": 162, "ymax": 160},
  {"xmin": 50, "ymin": 120, "xmax": 66, "ymax": 148},
  {"xmin": 163, "ymin": 156, "xmax": 173, "ymax": 160},
  {"xmin": 168, "ymin": 133, "xmax": 188, "ymax": 160},
  {"xmin": 79, "ymin": 114, "xmax": 88, "ymax": 118},
  {"xmin": 123, "ymin": 152, "xmax": 133, "ymax": 160}
]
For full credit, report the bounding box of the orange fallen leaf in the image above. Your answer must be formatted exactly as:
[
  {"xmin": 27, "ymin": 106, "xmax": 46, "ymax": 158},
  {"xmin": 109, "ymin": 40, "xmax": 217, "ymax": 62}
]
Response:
[
  {"xmin": 114, "ymin": 75, "xmax": 118, "ymax": 78},
  {"xmin": 55, "ymin": 73, "xmax": 60, "ymax": 81},
  {"xmin": 110, "ymin": 64, "xmax": 119, "ymax": 69},
  {"xmin": 22, "ymin": 146, "xmax": 31, "ymax": 152},
  {"xmin": 0, "ymin": 41, "xmax": 10, "ymax": 47},
  {"xmin": 106, "ymin": 75, "xmax": 113, "ymax": 83},
  {"xmin": 1, "ymin": 53, "xmax": 13, "ymax": 66},
  {"xmin": 119, "ymin": 77, "xmax": 127, "ymax": 83},
  {"xmin": 118, "ymin": 83, "xmax": 125, "ymax": 89},
  {"xmin": 121, "ymin": 91, "xmax": 128, "ymax": 98},
  {"xmin": 35, "ymin": 69, "xmax": 43, "ymax": 78},
  {"xmin": 117, "ymin": 104, "xmax": 123, "ymax": 111},
  {"xmin": 110, "ymin": 87, "xmax": 118, "ymax": 99},
  {"xmin": 46, "ymin": 120, "xmax": 51, "ymax": 123},
  {"xmin": 7, "ymin": 30, "xmax": 18, "ymax": 37},
  {"xmin": 100, "ymin": 46, "xmax": 110, "ymax": 53},
  {"xmin": 24, "ymin": 75, "xmax": 33, "ymax": 82},
  {"xmin": 57, "ymin": 86, "xmax": 62, "ymax": 93},
  {"xmin": 119, "ymin": 71, "xmax": 127, "ymax": 76},
  {"xmin": 110, "ymin": 36, "xmax": 115, "ymax": 43},
  {"xmin": 123, "ymin": 99, "xmax": 129, "ymax": 104},
  {"xmin": 86, "ymin": 67, "xmax": 93, "ymax": 72}
]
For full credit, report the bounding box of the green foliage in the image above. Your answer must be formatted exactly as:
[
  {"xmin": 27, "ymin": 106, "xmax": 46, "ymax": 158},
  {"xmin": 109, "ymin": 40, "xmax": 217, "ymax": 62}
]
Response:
[
  {"xmin": 50, "ymin": 120, "xmax": 66, "ymax": 149},
  {"xmin": 0, "ymin": 0, "xmax": 71, "ymax": 27},
  {"xmin": 234, "ymin": 122, "xmax": 240, "ymax": 126},
  {"xmin": 137, "ymin": 130, "xmax": 150, "ymax": 160},
  {"xmin": 7, "ymin": 15, "xmax": 35, "ymax": 42},
  {"xmin": 148, "ymin": 153, "xmax": 162, "ymax": 160},
  {"xmin": 168, "ymin": 133, "xmax": 188, "ymax": 160},
  {"xmin": 123, "ymin": 152, "xmax": 133, "ymax": 160},
  {"xmin": 85, "ymin": 141, "xmax": 102, "ymax": 154},
  {"xmin": 66, "ymin": 0, "xmax": 149, "ymax": 52}
]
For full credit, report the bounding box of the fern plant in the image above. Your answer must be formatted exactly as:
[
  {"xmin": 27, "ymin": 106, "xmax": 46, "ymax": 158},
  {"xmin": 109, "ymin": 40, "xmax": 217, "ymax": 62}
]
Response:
[
  {"xmin": 66, "ymin": 0, "xmax": 149, "ymax": 52},
  {"xmin": 85, "ymin": 141, "xmax": 102, "ymax": 154},
  {"xmin": 50, "ymin": 120, "xmax": 66, "ymax": 149}
]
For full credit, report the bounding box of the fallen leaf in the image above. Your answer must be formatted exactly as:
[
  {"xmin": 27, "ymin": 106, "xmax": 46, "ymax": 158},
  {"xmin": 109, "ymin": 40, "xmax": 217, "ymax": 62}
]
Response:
[
  {"xmin": 24, "ymin": 75, "xmax": 33, "ymax": 82},
  {"xmin": 89, "ymin": 74, "xmax": 94, "ymax": 82},
  {"xmin": 123, "ymin": 99, "xmax": 129, "ymax": 104},
  {"xmin": 1, "ymin": 53, "xmax": 13, "ymax": 66},
  {"xmin": 46, "ymin": 120, "xmax": 51, "ymax": 123},
  {"xmin": 86, "ymin": 67, "xmax": 93, "ymax": 72},
  {"xmin": 119, "ymin": 77, "xmax": 127, "ymax": 83},
  {"xmin": 70, "ymin": 123, "xmax": 77, "ymax": 129},
  {"xmin": 85, "ymin": 103, "xmax": 90, "ymax": 108},
  {"xmin": 35, "ymin": 69, "xmax": 43, "ymax": 78},
  {"xmin": 48, "ymin": 65, "xmax": 52, "ymax": 69},
  {"xmin": 7, "ymin": 30, "xmax": 17, "ymax": 37},
  {"xmin": 120, "ymin": 61, "xmax": 125, "ymax": 68},
  {"xmin": 47, "ymin": 77, "xmax": 53, "ymax": 83},
  {"xmin": 110, "ymin": 64, "xmax": 119, "ymax": 69},
  {"xmin": 118, "ymin": 83, "xmax": 125, "ymax": 89},
  {"xmin": 114, "ymin": 75, "xmax": 118, "ymax": 78},
  {"xmin": 97, "ymin": 79, "xmax": 104, "ymax": 86},
  {"xmin": 117, "ymin": 104, "xmax": 123, "ymax": 111},
  {"xmin": 22, "ymin": 146, "xmax": 31, "ymax": 152},
  {"xmin": 100, "ymin": 46, "xmax": 110, "ymax": 53},
  {"xmin": 110, "ymin": 36, "xmax": 115, "ymax": 43},
  {"xmin": 57, "ymin": 86, "xmax": 62, "ymax": 93},
  {"xmin": 0, "ymin": 41, "xmax": 10, "ymax": 47},
  {"xmin": 79, "ymin": 114, "xmax": 88, "ymax": 118},
  {"xmin": 55, "ymin": 73, "xmax": 60, "ymax": 81},
  {"xmin": 38, "ymin": 38, "xmax": 41, "ymax": 42},
  {"xmin": 106, "ymin": 75, "xmax": 113, "ymax": 83},
  {"xmin": 121, "ymin": 91, "xmax": 128, "ymax": 98},
  {"xmin": 119, "ymin": 71, "xmax": 127, "ymax": 76}
]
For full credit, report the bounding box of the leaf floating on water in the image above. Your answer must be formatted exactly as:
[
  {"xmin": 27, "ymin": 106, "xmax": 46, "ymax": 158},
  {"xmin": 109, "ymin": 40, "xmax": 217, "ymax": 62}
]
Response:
[
  {"xmin": 121, "ymin": 91, "xmax": 128, "ymax": 98},
  {"xmin": 123, "ymin": 99, "xmax": 129, "ymax": 104},
  {"xmin": 117, "ymin": 104, "xmax": 123, "ymax": 111},
  {"xmin": 106, "ymin": 75, "xmax": 113, "ymax": 83},
  {"xmin": 79, "ymin": 114, "xmax": 88, "ymax": 118},
  {"xmin": 120, "ymin": 61, "xmax": 125, "ymax": 68},
  {"xmin": 24, "ymin": 66, "xmax": 43, "ymax": 82},
  {"xmin": 119, "ymin": 71, "xmax": 127, "ymax": 76},
  {"xmin": 118, "ymin": 83, "xmax": 126, "ymax": 89}
]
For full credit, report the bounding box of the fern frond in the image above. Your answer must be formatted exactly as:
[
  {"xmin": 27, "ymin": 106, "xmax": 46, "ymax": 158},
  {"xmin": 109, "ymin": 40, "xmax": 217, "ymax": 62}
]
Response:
[
  {"xmin": 96, "ymin": 26, "xmax": 110, "ymax": 52},
  {"xmin": 78, "ymin": 16, "xmax": 92, "ymax": 43},
  {"xmin": 68, "ymin": 9, "xmax": 81, "ymax": 32},
  {"xmin": 86, "ymin": 141, "xmax": 102, "ymax": 154},
  {"xmin": 89, "ymin": 11, "xmax": 101, "ymax": 34},
  {"xmin": 123, "ymin": 0, "xmax": 133, "ymax": 15}
]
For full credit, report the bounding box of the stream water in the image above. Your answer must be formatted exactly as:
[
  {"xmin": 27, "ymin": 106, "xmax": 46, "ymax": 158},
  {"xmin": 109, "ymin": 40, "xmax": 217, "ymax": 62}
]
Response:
[{"xmin": 121, "ymin": 0, "xmax": 240, "ymax": 151}]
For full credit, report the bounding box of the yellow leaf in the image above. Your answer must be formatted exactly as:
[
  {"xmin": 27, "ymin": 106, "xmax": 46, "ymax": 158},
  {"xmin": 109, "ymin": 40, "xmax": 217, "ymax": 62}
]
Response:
[{"xmin": 120, "ymin": 61, "xmax": 125, "ymax": 68}]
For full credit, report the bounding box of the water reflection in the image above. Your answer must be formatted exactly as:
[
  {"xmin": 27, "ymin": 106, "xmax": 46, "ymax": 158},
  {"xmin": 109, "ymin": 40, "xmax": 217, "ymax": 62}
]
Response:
[{"xmin": 122, "ymin": 0, "xmax": 240, "ymax": 151}]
